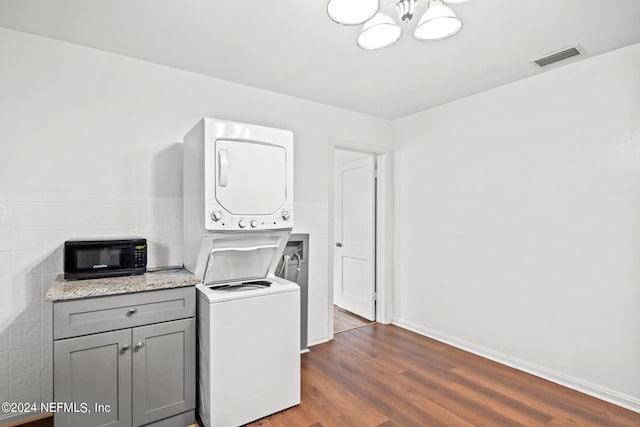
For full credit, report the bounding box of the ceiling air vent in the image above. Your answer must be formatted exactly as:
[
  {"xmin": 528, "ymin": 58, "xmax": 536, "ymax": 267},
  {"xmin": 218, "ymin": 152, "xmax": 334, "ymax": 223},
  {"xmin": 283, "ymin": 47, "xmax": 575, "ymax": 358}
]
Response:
[{"xmin": 532, "ymin": 45, "xmax": 584, "ymax": 68}]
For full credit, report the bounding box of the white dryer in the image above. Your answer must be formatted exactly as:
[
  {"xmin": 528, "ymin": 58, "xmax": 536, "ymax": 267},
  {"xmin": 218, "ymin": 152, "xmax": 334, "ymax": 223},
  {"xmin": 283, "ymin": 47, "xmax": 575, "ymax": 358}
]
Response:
[
  {"xmin": 183, "ymin": 117, "xmax": 294, "ymax": 276},
  {"xmin": 183, "ymin": 118, "xmax": 300, "ymax": 427}
]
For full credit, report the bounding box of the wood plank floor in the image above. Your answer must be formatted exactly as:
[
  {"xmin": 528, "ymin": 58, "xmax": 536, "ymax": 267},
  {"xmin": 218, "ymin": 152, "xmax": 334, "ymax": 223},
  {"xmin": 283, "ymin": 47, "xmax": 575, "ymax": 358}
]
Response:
[
  {"xmin": 4, "ymin": 413, "xmax": 53, "ymax": 427},
  {"xmin": 249, "ymin": 323, "xmax": 640, "ymax": 427},
  {"xmin": 334, "ymin": 305, "xmax": 374, "ymax": 334}
]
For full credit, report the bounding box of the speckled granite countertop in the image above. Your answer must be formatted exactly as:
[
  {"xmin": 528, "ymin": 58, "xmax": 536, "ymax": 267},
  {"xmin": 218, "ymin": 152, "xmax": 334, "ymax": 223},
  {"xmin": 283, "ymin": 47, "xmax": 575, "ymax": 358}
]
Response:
[{"xmin": 46, "ymin": 269, "xmax": 201, "ymax": 301}]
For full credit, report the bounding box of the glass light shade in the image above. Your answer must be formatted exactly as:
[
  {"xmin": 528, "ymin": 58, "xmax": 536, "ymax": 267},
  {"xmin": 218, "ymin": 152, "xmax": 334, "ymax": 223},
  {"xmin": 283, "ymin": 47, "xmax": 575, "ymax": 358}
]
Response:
[
  {"xmin": 357, "ymin": 13, "xmax": 402, "ymax": 50},
  {"xmin": 414, "ymin": 0, "xmax": 463, "ymax": 41},
  {"xmin": 327, "ymin": 0, "xmax": 379, "ymax": 26}
]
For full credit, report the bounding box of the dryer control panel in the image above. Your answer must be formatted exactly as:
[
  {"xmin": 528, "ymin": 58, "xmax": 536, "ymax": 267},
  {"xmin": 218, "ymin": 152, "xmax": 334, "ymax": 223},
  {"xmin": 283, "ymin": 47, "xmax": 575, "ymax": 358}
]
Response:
[{"xmin": 206, "ymin": 207, "xmax": 294, "ymax": 230}]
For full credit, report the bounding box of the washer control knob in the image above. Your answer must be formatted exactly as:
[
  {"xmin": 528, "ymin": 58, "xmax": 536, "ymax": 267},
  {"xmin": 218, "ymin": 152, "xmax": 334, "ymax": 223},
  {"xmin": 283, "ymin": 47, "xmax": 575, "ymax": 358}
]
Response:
[
  {"xmin": 282, "ymin": 211, "xmax": 291, "ymax": 221},
  {"xmin": 250, "ymin": 220, "xmax": 258, "ymax": 228},
  {"xmin": 238, "ymin": 220, "xmax": 247, "ymax": 228},
  {"xmin": 211, "ymin": 211, "xmax": 222, "ymax": 222}
]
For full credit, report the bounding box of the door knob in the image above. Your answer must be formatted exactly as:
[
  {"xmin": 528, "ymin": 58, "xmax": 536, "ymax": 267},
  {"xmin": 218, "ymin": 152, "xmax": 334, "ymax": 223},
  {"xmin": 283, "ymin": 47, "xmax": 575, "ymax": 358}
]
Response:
[
  {"xmin": 135, "ymin": 342, "xmax": 144, "ymax": 350},
  {"xmin": 335, "ymin": 242, "xmax": 342, "ymax": 247},
  {"xmin": 121, "ymin": 344, "xmax": 130, "ymax": 352}
]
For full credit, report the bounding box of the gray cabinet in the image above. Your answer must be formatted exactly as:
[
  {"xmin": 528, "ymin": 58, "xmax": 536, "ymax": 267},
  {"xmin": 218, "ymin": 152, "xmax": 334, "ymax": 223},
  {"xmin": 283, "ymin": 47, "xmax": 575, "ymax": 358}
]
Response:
[
  {"xmin": 53, "ymin": 288, "xmax": 196, "ymax": 427},
  {"xmin": 132, "ymin": 318, "xmax": 195, "ymax": 426},
  {"xmin": 54, "ymin": 329, "xmax": 132, "ymax": 427},
  {"xmin": 53, "ymin": 287, "xmax": 196, "ymax": 340}
]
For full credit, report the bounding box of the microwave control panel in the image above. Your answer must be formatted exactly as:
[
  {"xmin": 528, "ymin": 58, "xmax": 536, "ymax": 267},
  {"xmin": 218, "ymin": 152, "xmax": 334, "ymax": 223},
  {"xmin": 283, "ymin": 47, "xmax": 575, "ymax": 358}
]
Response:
[{"xmin": 133, "ymin": 243, "xmax": 147, "ymax": 269}]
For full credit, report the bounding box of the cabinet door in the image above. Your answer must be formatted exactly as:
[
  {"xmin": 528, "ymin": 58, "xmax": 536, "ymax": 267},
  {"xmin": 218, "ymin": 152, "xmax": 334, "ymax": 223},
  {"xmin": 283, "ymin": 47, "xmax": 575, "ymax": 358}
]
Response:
[
  {"xmin": 54, "ymin": 329, "xmax": 132, "ymax": 427},
  {"xmin": 132, "ymin": 318, "xmax": 195, "ymax": 426}
]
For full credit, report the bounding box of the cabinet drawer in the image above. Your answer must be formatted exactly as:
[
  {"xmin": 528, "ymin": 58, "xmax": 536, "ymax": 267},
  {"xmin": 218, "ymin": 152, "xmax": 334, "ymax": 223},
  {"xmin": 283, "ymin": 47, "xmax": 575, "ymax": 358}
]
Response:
[{"xmin": 54, "ymin": 287, "xmax": 196, "ymax": 339}]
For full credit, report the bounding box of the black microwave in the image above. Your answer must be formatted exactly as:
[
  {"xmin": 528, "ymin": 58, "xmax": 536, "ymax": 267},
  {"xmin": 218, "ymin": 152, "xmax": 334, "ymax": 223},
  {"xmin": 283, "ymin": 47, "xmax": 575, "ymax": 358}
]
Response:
[{"xmin": 64, "ymin": 238, "xmax": 147, "ymax": 280}]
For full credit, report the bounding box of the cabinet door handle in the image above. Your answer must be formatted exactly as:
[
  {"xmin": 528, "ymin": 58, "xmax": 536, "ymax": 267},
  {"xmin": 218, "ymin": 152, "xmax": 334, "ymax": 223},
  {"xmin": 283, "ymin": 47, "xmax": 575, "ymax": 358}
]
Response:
[
  {"xmin": 121, "ymin": 344, "xmax": 130, "ymax": 351},
  {"xmin": 128, "ymin": 308, "xmax": 137, "ymax": 315},
  {"xmin": 135, "ymin": 342, "xmax": 144, "ymax": 350}
]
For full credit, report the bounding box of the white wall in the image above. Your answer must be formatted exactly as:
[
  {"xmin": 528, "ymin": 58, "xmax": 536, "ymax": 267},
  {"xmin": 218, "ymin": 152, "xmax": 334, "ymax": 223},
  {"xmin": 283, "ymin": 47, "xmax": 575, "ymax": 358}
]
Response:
[
  {"xmin": 0, "ymin": 27, "xmax": 392, "ymax": 419},
  {"xmin": 392, "ymin": 43, "xmax": 640, "ymax": 410}
]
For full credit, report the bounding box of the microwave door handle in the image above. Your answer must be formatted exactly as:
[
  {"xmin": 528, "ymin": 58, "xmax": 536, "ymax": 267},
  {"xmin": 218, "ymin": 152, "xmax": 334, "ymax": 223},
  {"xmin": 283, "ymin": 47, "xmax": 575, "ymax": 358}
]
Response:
[{"xmin": 218, "ymin": 148, "xmax": 229, "ymax": 187}]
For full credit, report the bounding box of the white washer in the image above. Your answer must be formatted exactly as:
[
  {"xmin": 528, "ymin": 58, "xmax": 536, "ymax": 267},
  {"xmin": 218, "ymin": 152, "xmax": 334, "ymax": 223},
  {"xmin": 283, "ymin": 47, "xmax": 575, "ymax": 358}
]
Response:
[{"xmin": 197, "ymin": 277, "xmax": 300, "ymax": 427}]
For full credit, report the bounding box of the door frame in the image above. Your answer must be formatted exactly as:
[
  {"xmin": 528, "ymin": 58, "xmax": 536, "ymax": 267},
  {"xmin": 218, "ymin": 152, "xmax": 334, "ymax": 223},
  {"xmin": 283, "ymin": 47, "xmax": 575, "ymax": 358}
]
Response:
[{"xmin": 328, "ymin": 138, "xmax": 393, "ymax": 341}]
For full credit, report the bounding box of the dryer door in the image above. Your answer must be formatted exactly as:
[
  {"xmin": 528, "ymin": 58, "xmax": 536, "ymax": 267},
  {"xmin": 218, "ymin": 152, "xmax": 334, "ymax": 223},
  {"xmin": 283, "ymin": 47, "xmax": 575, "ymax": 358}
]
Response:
[{"xmin": 215, "ymin": 139, "xmax": 287, "ymax": 215}]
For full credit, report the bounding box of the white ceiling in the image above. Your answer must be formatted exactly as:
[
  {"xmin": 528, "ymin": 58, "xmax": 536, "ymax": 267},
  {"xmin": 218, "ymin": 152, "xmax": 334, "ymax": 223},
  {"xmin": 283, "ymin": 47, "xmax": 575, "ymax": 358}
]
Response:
[{"xmin": 1, "ymin": 0, "xmax": 639, "ymax": 119}]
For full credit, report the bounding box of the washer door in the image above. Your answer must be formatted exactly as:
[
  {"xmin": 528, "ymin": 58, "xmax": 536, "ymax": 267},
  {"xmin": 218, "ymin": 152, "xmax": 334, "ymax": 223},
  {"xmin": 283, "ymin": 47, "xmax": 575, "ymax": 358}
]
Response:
[
  {"xmin": 215, "ymin": 139, "xmax": 287, "ymax": 215},
  {"xmin": 203, "ymin": 244, "xmax": 278, "ymax": 285}
]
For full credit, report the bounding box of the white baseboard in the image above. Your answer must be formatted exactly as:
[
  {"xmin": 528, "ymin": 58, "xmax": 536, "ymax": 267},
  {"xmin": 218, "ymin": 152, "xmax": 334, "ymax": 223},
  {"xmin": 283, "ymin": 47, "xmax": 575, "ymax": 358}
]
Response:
[
  {"xmin": 393, "ymin": 318, "xmax": 640, "ymax": 414},
  {"xmin": 307, "ymin": 336, "xmax": 330, "ymax": 347}
]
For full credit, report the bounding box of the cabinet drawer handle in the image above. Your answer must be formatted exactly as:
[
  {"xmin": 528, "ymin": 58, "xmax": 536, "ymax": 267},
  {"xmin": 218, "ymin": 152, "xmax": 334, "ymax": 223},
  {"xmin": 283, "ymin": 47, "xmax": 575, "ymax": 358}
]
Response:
[
  {"xmin": 121, "ymin": 344, "xmax": 130, "ymax": 351},
  {"xmin": 135, "ymin": 342, "xmax": 143, "ymax": 350},
  {"xmin": 128, "ymin": 308, "xmax": 137, "ymax": 315}
]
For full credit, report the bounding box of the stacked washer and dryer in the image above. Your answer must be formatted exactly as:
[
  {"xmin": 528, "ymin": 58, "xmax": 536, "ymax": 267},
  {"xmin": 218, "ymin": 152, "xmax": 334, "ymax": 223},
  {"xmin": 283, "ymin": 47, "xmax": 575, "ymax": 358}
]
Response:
[{"xmin": 183, "ymin": 118, "xmax": 300, "ymax": 427}]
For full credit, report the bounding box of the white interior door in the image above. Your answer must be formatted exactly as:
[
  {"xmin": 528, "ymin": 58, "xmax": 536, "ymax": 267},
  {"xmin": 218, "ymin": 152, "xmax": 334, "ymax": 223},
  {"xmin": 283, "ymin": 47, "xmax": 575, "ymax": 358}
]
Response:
[{"xmin": 334, "ymin": 155, "xmax": 376, "ymax": 321}]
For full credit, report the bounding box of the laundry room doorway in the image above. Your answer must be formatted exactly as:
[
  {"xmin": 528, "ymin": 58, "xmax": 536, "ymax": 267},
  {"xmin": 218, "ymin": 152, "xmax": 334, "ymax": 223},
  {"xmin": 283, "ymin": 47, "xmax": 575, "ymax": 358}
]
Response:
[{"xmin": 329, "ymin": 142, "xmax": 392, "ymax": 338}]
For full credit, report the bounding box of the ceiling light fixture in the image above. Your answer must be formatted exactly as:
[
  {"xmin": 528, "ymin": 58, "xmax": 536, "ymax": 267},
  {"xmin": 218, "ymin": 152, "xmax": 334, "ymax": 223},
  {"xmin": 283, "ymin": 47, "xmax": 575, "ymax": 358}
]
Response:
[
  {"xmin": 329, "ymin": 0, "xmax": 468, "ymax": 50},
  {"xmin": 327, "ymin": 0, "xmax": 380, "ymax": 26},
  {"xmin": 357, "ymin": 13, "xmax": 402, "ymax": 50},
  {"xmin": 414, "ymin": 0, "xmax": 463, "ymax": 40}
]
